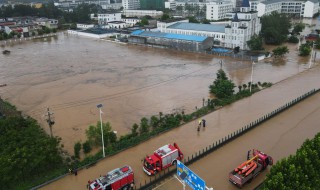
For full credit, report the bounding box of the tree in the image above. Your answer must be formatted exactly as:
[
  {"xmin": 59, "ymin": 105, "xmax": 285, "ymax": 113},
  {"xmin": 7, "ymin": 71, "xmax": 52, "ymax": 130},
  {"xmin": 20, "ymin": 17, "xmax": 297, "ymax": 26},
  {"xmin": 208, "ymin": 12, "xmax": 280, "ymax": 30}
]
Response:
[
  {"xmin": 299, "ymin": 43, "xmax": 312, "ymax": 56},
  {"xmin": 82, "ymin": 140, "xmax": 91, "ymax": 154},
  {"xmin": 292, "ymin": 22, "xmax": 305, "ymax": 35},
  {"xmin": 260, "ymin": 12, "xmax": 291, "ymax": 45},
  {"xmin": 131, "ymin": 123, "xmax": 139, "ymax": 136},
  {"xmin": 140, "ymin": 17, "xmax": 149, "ymax": 26},
  {"xmin": 139, "ymin": 117, "xmax": 149, "ymax": 134},
  {"xmin": 209, "ymin": 69, "xmax": 235, "ymax": 99},
  {"xmin": 272, "ymin": 46, "xmax": 289, "ymax": 58},
  {"xmin": 74, "ymin": 142, "xmax": 81, "ymax": 159},
  {"xmin": 247, "ymin": 34, "xmax": 264, "ymax": 50},
  {"xmin": 288, "ymin": 35, "xmax": 299, "ymax": 43},
  {"xmin": 188, "ymin": 16, "xmax": 199, "ymax": 23},
  {"xmin": 160, "ymin": 13, "xmax": 170, "ymax": 21},
  {"xmin": 201, "ymin": 18, "xmax": 210, "ymax": 24}
]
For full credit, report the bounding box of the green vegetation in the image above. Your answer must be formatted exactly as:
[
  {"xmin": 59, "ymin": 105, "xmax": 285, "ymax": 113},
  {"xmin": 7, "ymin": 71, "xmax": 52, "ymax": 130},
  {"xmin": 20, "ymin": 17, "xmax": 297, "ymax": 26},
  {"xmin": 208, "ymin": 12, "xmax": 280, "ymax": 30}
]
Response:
[
  {"xmin": 261, "ymin": 133, "xmax": 320, "ymax": 190},
  {"xmin": 0, "ymin": 104, "xmax": 66, "ymax": 189},
  {"xmin": 260, "ymin": 12, "xmax": 291, "ymax": 45},
  {"xmin": 272, "ymin": 46, "xmax": 289, "ymax": 58},
  {"xmin": 209, "ymin": 69, "xmax": 272, "ymax": 107},
  {"xmin": 287, "ymin": 35, "xmax": 299, "ymax": 43},
  {"xmin": 299, "ymin": 41, "xmax": 313, "ymax": 56},
  {"xmin": 247, "ymin": 34, "xmax": 264, "ymax": 51},
  {"xmin": 292, "ymin": 22, "xmax": 305, "ymax": 35},
  {"xmin": 0, "ymin": 3, "xmax": 101, "ymax": 25}
]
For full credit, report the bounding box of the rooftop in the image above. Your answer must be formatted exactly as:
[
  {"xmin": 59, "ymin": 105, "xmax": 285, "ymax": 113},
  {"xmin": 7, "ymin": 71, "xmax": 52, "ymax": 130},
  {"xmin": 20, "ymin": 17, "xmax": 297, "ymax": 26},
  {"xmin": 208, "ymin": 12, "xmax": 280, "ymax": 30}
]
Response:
[
  {"xmin": 167, "ymin": 22, "xmax": 225, "ymax": 33},
  {"xmin": 131, "ymin": 30, "xmax": 208, "ymax": 42}
]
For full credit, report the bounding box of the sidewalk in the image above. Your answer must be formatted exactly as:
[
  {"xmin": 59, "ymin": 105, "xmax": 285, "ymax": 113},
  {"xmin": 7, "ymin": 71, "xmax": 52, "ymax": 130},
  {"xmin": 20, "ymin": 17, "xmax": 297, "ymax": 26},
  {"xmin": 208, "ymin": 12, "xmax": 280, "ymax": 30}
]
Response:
[{"xmin": 41, "ymin": 66, "xmax": 320, "ymax": 190}]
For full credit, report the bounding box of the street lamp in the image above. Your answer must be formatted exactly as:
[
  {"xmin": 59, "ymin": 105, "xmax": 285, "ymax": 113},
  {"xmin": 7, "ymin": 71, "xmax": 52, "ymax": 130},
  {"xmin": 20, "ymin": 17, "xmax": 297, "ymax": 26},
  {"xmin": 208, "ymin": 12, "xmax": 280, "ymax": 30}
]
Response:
[
  {"xmin": 250, "ymin": 61, "xmax": 255, "ymax": 93},
  {"xmin": 97, "ymin": 104, "xmax": 105, "ymax": 158}
]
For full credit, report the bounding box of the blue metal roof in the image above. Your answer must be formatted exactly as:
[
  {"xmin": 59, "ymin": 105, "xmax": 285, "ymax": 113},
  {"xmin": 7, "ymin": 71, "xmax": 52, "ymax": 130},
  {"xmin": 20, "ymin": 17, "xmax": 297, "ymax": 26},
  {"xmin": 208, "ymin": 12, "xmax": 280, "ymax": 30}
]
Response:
[
  {"xmin": 130, "ymin": 30, "xmax": 207, "ymax": 42},
  {"xmin": 167, "ymin": 22, "xmax": 225, "ymax": 33}
]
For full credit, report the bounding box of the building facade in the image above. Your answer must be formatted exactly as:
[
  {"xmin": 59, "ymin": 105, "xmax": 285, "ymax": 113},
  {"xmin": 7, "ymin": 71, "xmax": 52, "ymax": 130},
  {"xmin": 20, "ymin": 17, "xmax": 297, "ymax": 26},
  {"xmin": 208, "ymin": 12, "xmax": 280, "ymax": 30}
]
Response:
[
  {"xmin": 255, "ymin": 0, "xmax": 319, "ymax": 18},
  {"xmin": 140, "ymin": 0, "xmax": 165, "ymax": 10},
  {"xmin": 206, "ymin": 1, "xmax": 234, "ymax": 20},
  {"xmin": 122, "ymin": 0, "xmax": 140, "ymax": 10},
  {"xmin": 122, "ymin": 10, "xmax": 163, "ymax": 17},
  {"xmin": 224, "ymin": 0, "xmax": 261, "ymax": 49}
]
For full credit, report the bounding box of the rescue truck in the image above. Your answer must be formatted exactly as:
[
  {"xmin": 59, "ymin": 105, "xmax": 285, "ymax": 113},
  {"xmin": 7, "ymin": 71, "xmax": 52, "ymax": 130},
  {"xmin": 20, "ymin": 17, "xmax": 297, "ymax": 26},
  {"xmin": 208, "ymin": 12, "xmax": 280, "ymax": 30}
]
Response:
[
  {"xmin": 89, "ymin": 165, "xmax": 134, "ymax": 190},
  {"xmin": 229, "ymin": 149, "xmax": 273, "ymax": 188},
  {"xmin": 143, "ymin": 142, "xmax": 183, "ymax": 175}
]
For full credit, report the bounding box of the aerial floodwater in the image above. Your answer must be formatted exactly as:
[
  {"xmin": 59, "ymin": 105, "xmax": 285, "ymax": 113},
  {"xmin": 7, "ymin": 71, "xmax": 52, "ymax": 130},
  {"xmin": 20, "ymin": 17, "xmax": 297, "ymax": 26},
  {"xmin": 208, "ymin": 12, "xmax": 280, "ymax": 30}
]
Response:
[
  {"xmin": 0, "ymin": 18, "xmax": 319, "ymax": 189},
  {"xmin": 0, "ymin": 30, "xmax": 316, "ymax": 153}
]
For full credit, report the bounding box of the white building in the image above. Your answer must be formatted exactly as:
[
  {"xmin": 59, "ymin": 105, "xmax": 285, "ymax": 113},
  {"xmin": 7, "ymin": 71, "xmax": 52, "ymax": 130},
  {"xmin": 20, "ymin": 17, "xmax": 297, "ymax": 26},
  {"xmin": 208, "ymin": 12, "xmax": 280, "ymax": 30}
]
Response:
[
  {"xmin": 122, "ymin": 10, "xmax": 163, "ymax": 18},
  {"xmin": 122, "ymin": 0, "xmax": 140, "ymax": 10},
  {"xmin": 176, "ymin": 1, "xmax": 207, "ymax": 9},
  {"xmin": 256, "ymin": 0, "xmax": 282, "ymax": 17},
  {"xmin": 77, "ymin": 23, "xmax": 94, "ymax": 29},
  {"xmin": 255, "ymin": 0, "xmax": 319, "ymax": 18},
  {"xmin": 165, "ymin": 1, "xmax": 176, "ymax": 10},
  {"xmin": 95, "ymin": 12, "xmax": 122, "ymax": 25},
  {"xmin": 206, "ymin": 1, "xmax": 234, "ymax": 20},
  {"xmin": 34, "ymin": 18, "xmax": 58, "ymax": 29},
  {"xmin": 224, "ymin": 0, "xmax": 261, "ymax": 50},
  {"xmin": 121, "ymin": 18, "xmax": 141, "ymax": 27}
]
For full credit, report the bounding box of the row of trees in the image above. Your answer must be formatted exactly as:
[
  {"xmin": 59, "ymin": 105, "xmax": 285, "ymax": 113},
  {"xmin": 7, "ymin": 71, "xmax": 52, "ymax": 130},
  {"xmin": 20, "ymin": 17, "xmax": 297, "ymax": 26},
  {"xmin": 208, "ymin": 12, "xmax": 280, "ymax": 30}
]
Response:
[
  {"xmin": 262, "ymin": 133, "xmax": 320, "ymax": 189},
  {"xmin": 0, "ymin": 3, "xmax": 101, "ymax": 25}
]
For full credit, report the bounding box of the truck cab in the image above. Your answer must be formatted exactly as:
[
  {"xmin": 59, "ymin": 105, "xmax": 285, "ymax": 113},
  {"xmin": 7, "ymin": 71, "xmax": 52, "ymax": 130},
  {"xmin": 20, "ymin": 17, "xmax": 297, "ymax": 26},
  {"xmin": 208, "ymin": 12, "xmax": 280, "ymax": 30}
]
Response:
[{"xmin": 143, "ymin": 143, "xmax": 183, "ymax": 176}]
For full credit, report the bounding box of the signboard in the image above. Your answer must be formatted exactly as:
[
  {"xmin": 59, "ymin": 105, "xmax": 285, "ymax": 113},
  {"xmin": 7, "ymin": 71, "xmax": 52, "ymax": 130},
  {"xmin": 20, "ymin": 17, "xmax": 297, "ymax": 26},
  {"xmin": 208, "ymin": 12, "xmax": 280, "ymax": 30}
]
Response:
[{"xmin": 177, "ymin": 160, "xmax": 206, "ymax": 190}]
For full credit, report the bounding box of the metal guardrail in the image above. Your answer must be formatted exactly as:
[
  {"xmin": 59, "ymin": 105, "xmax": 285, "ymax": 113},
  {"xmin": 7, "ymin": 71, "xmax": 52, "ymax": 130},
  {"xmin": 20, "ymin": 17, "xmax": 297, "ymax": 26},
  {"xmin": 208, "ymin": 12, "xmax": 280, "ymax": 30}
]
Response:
[{"xmin": 137, "ymin": 88, "xmax": 320, "ymax": 190}]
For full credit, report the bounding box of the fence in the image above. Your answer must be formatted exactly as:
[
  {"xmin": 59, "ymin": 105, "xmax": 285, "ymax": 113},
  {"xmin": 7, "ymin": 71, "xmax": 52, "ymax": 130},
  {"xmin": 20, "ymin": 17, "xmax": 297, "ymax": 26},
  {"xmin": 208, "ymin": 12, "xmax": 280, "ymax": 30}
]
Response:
[
  {"xmin": 0, "ymin": 33, "xmax": 58, "ymax": 46},
  {"xmin": 136, "ymin": 88, "xmax": 320, "ymax": 190}
]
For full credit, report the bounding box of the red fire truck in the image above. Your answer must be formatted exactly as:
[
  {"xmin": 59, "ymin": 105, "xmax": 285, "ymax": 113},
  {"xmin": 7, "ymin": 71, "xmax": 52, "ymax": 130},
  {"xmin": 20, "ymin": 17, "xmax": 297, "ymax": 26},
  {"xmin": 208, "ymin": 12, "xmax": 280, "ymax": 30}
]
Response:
[
  {"xmin": 143, "ymin": 143, "xmax": 183, "ymax": 175},
  {"xmin": 89, "ymin": 165, "xmax": 134, "ymax": 190},
  {"xmin": 229, "ymin": 149, "xmax": 273, "ymax": 188}
]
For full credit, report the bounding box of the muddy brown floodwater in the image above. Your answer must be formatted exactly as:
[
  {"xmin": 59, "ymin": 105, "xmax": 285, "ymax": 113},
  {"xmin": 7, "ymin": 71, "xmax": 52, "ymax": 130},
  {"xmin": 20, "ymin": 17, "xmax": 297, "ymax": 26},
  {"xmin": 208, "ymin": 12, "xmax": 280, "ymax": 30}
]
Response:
[
  {"xmin": 0, "ymin": 30, "xmax": 318, "ymax": 154},
  {"xmin": 0, "ymin": 18, "xmax": 319, "ymax": 189}
]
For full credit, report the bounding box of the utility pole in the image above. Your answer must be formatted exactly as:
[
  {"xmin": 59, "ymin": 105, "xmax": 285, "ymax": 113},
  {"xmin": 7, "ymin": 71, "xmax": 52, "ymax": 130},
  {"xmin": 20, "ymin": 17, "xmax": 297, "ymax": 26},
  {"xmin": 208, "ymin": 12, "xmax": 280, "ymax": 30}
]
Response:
[{"xmin": 45, "ymin": 107, "xmax": 55, "ymax": 137}]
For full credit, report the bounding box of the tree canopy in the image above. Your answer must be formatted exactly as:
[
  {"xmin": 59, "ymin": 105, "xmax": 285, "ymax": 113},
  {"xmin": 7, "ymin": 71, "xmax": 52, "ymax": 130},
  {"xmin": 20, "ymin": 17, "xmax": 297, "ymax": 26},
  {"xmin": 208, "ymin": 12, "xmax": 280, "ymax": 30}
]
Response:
[
  {"xmin": 272, "ymin": 46, "xmax": 289, "ymax": 58},
  {"xmin": 262, "ymin": 133, "xmax": 320, "ymax": 190},
  {"xmin": 209, "ymin": 69, "xmax": 235, "ymax": 99},
  {"xmin": 247, "ymin": 34, "xmax": 264, "ymax": 50},
  {"xmin": 260, "ymin": 12, "xmax": 291, "ymax": 45},
  {"xmin": 0, "ymin": 116, "xmax": 64, "ymax": 189}
]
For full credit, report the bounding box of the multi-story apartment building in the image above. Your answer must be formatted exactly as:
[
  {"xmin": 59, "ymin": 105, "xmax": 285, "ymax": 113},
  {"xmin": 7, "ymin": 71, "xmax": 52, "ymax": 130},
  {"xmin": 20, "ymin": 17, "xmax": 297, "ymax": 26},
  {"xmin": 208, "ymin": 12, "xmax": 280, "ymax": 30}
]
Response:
[
  {"xmin": 122, "ymin": 0, "xmax": 140, "ymax": 10},
  {"xmin": 255, "ymin": 0, "xmax": 319, "ymax": 18},
  {"xmin": 206, "ymin": 1, "xmax": 234, "ymax": 20},
  {"xmin": 224, "ymin": 0, "xmax": 261, "ymax": 49}
]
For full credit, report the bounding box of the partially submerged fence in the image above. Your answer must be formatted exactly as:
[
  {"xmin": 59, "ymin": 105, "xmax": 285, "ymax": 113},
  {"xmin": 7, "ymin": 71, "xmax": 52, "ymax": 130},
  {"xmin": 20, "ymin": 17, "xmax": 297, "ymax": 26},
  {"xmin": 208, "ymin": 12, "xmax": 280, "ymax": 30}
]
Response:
[{"xmin": 137, "ymin": 88, "xmax": 320, "ymax": 190}]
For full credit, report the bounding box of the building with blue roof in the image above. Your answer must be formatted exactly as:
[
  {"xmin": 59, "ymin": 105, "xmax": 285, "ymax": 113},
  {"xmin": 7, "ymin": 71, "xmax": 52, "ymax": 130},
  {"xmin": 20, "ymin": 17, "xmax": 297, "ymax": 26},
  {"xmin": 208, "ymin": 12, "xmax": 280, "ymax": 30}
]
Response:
[{"xmin": 129, "ymin": 30, "xmax": 213, "ymax": 52}]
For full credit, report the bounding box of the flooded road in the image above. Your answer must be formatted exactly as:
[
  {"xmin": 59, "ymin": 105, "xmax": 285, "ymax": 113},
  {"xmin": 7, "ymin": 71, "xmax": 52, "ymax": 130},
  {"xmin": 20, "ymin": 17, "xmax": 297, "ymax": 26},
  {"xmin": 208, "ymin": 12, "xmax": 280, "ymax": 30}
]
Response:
[
  {"xmin": 155, "ymin": 91, "xmax": 320, "ymax": 190},
  {"xmin": 0, "ymin": 31, "xmax": 318, "ymax": 154},
  {"xmin": 39, "ymin": 65, "xmax": 320, "ymax": 190}
]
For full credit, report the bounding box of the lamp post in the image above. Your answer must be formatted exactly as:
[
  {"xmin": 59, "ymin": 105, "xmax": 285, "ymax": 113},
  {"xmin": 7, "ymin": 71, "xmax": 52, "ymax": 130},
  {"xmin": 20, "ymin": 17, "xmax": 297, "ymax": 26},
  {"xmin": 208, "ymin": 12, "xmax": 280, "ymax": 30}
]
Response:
[
  {"xmin": 97, "ymin": 104, "xmax": 105, "ymax": 158},
  {"xmin": 250, "ymin": 61, "xmax": 255, "ymax": 93}
]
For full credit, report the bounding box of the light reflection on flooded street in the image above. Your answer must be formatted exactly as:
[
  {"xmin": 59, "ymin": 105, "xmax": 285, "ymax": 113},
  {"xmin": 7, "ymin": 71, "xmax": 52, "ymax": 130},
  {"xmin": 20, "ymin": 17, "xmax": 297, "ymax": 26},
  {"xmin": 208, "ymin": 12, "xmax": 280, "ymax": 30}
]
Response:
[{"xmin": 0, "ymin": 17, "xmax": 320, "ymax": 189}]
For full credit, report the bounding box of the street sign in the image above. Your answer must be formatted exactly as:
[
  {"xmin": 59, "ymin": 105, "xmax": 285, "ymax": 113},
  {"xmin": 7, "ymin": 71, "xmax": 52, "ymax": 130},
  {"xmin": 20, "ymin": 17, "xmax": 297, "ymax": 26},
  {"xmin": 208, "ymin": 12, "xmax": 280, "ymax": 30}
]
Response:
[{"xmin": 177, "ymin": 160, "xmax": 206, "ymax": 190}]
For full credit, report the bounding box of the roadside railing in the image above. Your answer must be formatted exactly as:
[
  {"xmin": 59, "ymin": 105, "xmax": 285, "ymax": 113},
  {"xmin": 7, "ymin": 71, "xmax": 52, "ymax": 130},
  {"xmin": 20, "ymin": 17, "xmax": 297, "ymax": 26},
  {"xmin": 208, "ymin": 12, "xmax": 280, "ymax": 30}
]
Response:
[{"xmin": 137, "ymin": 88, "xmax": 320, "ymax": 190}]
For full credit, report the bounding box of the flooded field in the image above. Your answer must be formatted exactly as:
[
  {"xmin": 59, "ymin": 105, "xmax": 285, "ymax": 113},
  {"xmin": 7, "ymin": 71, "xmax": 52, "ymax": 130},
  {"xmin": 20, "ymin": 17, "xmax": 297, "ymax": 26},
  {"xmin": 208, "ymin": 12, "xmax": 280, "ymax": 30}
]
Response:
[
  {"xmin": 39, "ymin": 65, "xmax": 320, "ymax": 190},
  {"xmin": 0, "ymin": 30, "xmax": 318, "ymax": 153},
  {"xmin": 1, "ymin": 18, "xmax": 320, "ymax": 190}
]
